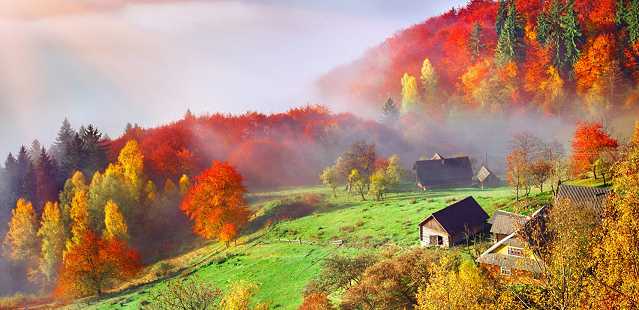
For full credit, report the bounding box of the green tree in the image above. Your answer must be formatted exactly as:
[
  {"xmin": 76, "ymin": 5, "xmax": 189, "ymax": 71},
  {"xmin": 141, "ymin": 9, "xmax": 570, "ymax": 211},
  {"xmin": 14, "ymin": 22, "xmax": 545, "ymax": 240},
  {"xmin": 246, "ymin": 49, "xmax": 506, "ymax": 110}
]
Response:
[
  {"xmin": 320, "ymin": 165, "xmax": 339, "ymax": 197},
  {"xmin": 495, "ymin": 0, "xmax": 524, "ymax": 65},
  {"xmin": 2, "ymin": 198, "xmax": 38, "ymax": 263},
  {"xmin": 348, "ymin": 169, "xmax": 367, "ymax": 201},
  {"xmin": 495, "ymin": 0, "xmax": 508, "ymax": 36},
  {"xmin": 560, "ymin": 0, "xmax": 582, "ymax": 76},
  {"xmin": 369, "ymin": 169, "xmax": 388, "ymax": 201}
]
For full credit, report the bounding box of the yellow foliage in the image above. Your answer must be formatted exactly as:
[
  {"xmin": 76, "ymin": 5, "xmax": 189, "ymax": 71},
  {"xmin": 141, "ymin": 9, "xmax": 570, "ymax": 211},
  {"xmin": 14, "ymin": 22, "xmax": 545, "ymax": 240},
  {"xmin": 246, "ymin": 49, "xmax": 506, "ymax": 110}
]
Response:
[
  {"xmin": 37, "ymin": 201, "xmax": 65, "ymax": 285},
  {"xmin": 420, "ymin": 58, "xmax": 439, "ymax": 103},
  {"xmin": 2, "ymin": 198, "xmax": 38, "ymax": 263},
  {"xmin": 401, "ymin": 73, "xmax": 420, "ymax": 113},
  {"xmin": 632, "ymin": 121, "xmax": 639, "ymax": 145},
  {"xmin": 117, "ymin": 140, "xmax": 144, "ymax": 191},
  {"xmin": 103, "ymin": 200, "xmax": 128, "ymax": 241},
  {"xmin": 145, "ymin": 180, "xmax": 157, "ymax": 203},
  {"xmin": 68, "ymin": 190, "xmax": 90, "ymax": 247},
  {"xmin": 219, "ymin": 281, "xmax": 268, "ymax": 310},
  {"xmin": 179, "ymin": 174, "xmax": 191, "ymax": 195}
]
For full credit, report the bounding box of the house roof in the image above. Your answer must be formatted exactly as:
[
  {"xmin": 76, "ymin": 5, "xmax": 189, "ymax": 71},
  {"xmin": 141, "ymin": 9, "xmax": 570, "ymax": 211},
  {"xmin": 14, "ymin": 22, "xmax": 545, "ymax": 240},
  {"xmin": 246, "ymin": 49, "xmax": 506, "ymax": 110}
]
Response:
[
  {"xmin": 414, "ymin": 156, "xmax": 473, "ymax": 186},
  {"xmin": 476, "ymin": 165, "xmax": 498, "ymax": 183},
  {"xmin": 555, "ymin": 184, "xmax": 610, "ymax": 210},
  {"xmin": 419, "ymin": 196, "xmax": 489, "ymax": 235},
  {"xmin": 432, "ymin": 153, "xmax": 445, "ymax": 160},
  {"xmin": 489, "ymin": 210, "xmax": 529, "ymax": 235}
]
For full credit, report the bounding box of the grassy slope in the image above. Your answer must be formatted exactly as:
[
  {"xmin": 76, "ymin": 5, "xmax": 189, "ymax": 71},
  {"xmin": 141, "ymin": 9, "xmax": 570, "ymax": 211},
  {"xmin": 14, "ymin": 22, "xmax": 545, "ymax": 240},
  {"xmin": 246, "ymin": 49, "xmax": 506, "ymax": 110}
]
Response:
[{"xmin": 76, "ymin": 185, "xmax": 515, "ymax": 310}]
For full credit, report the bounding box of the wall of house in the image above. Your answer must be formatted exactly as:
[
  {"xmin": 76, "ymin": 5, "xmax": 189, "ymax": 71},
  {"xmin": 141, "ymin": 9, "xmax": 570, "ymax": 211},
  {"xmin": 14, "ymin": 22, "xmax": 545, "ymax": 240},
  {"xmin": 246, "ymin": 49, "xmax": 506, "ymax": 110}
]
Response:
[
  {"xmin": 420, "ymin": 226, "xmax": 450, "ymax": 248},
  {"xmin": 494, "ymin": 244, "xmax": 536, "ymax": 260},
  {"xmin": 479, "ymin": 263, "xmax": 537, "ymax": 283}
]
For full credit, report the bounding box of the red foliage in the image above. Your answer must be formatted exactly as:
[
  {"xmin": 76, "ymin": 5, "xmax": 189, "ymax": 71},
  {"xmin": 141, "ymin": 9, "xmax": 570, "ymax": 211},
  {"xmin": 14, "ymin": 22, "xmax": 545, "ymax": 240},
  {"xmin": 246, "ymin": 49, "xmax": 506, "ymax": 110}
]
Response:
[
  {"xmin": 571, "ymin": 122, "xmax": 619, "ymax": 175},
  {"xmin": 180, "ymin": 161, "xmax": 250, "ymax": 240},
  {"xmin": 54, "ymin": 232, "xmax": 141, "ymax": 298}
]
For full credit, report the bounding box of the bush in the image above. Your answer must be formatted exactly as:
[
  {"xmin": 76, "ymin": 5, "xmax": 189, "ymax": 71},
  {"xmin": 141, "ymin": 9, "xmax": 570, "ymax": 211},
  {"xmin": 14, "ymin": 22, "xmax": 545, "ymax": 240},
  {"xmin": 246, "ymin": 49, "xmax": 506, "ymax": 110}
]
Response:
[{"xmin": 149, "ymin": 277, "xmax": 222, "ymax": 310}]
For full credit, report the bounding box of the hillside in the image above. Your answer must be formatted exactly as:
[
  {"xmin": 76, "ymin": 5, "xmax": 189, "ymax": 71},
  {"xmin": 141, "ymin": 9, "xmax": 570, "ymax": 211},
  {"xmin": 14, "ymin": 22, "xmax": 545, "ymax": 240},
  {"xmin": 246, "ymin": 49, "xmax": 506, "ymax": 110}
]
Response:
[
  {"xmin": 69, "ymin": 185, "xmax": 516, "ymax": 309},
  {"xmin": 319, "ymin": 0, "xmax": 638, "ymax": 118}
]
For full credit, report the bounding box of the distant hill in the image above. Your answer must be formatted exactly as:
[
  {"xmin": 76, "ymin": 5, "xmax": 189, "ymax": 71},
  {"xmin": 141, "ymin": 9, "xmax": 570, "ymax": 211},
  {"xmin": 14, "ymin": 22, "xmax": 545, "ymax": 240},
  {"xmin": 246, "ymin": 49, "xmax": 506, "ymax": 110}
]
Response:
[{"xmin": 319, "ymin": 0, "xmax": 637, "ymax": 117}]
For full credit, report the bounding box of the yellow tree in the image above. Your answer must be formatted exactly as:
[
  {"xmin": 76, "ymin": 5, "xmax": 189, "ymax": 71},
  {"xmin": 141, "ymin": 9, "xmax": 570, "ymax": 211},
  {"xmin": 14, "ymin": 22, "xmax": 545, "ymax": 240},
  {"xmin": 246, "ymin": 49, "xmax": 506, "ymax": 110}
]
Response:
[
  {"xmin": 400, "ymin": 73, "xmax": 420, "ymax": 113},
  {"xmin": 420, "ymin": 58, "xmax": 439, "ymax": 105},
  {"xmin": 590, "ymin": 144, "xmax": 639, "ymax": 307},
  {"xmin": 632, "ymin": 121, "xmax": 639, "ymax": 145},
  {"xmin": 2, "ymin": 198, "xmax": 38, "ymax": 263},
  {"xmin": 144, "ymin": 180, "xmax": 157, "ymax": 204},
  {"xmin": 68, "ymin": 190, "xmax": 90, "ymax": 247},
  {"xmin": 37, "ymin": 201, "xmax": 66, "ymax": 287},
  {"xmin": 103, "ymin": 200, "xmax": 128, "ymax": 241},
  {"xmin": 179, "ymin": 174, "xmax": 191, "ymax": 195},
  {"xmin": 118, "ymin": 140, "xmax": 144, "ymax": 192}
]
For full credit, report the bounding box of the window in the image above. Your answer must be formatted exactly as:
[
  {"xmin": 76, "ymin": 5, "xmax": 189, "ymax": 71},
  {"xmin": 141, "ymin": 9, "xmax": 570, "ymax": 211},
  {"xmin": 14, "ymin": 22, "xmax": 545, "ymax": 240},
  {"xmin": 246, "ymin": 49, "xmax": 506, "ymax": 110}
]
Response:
[
  {"xmin": 428, "ymin": 235, "xmax": 444, "ymax": 246},
  {"xmin": 500, "ymin": 266, "xmax": 512, "ymax": 276},
  {"xmin": 508, "ymin": 247, "xmax": 524, "ymax": 257}
]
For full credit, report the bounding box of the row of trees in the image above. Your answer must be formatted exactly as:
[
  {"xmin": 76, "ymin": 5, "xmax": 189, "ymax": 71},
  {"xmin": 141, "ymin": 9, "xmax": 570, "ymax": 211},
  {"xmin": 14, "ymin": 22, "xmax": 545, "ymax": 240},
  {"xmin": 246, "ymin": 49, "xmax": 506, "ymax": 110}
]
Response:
[
  {"xmin": 301, "ymin": 127, "xmax": 639, "ymax": 309},
  {"xmin": 505, "ymin": 121, "xmax": 622, "ymax": 200},
  {"xmin": 319, "ymin": 141, "xmax": 403, "ymax": 201}
]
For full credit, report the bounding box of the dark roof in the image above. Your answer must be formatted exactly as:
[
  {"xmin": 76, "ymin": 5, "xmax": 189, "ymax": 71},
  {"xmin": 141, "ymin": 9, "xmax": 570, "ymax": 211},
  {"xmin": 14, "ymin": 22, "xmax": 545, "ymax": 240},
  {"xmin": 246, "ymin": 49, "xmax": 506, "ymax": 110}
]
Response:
[
  {"xmin": 489, "ymin": 210, "xmax": 528, "ymax": 235},
  {"xmin": 420, "ymin": 196, "xmax": 489, "ymax": 235},
  {"xmin": 415, "ymin": 156, "xmax": 473, "ymax": 187},
  {"xmin": 555, "ymin": 184, "xmax": 610, "ymax": 210}
]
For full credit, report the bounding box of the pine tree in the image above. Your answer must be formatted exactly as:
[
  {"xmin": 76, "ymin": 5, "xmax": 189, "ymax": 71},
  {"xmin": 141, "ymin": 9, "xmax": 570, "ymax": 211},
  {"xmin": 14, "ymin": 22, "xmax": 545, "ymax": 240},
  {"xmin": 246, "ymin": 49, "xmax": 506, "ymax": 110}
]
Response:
[
  {"xmin": 2, "ymin": 198, "xmax": 38, "ymax": 263},
  {"xmin": 4, "ymin": 153, "xmax": 19, "ymax": 205},
  {"xmin": 35, "ymin": 149, "xmax": 58, "ymax": 210},
  {"xmin": 28, "ymin": 139, "xmax": 42, "ymax": 166},
  {"xmin": 468, "ymin": 22, "xmax": 484, "ymax": 61},
  {"xmin": 381, "ymin": 97, "xmax": 399, "ymax": 124},
  {"xmin": 495, "ymin": 0, "xmax": 524, "ymax": 65},
  {"xmin": 560, "ymin": 0, "xmax": 582, "ymax": 76},
  {"xmin": 495, "ymin": 0, "xmax": 508, "ymax": 36},
  {"xmin": 53, "ymin": 118, "xmax": 77, "ymax": 183},
  {"xmin": 80, "ymin": 125, "xmax": 109, "ymax": 177},
  {"xmin": 103, "ymin": 200, "xmax": 128, "ymax": 241},
  {"xmin": 37, "ymin": 201, "xmax": 65, "ymax": 287},
  {"xmin": 625, "ymin": 0, "xmax": 639, "ymax": 44}
]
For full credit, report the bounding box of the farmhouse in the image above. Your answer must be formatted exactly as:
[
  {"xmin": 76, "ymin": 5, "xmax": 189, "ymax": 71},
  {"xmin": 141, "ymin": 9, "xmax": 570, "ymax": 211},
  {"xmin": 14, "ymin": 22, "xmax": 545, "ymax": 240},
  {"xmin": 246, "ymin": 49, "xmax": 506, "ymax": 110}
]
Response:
[
  {"xmin": 414, "ymin": 155, "xmax": 473, "ymax": 188},
  {"xmin": 475, "ymin": 165, "xmax": 501, "ymax": 189},
  {"xmin": 487, "ymin": 210, "xmax": 528, "ymax": 242},
  {"xmin": 419, "ymin": 196, "xmax": 489, "ymax": 248},
  {"xmin": 477, "ymin": 207, "xmax": 547, "ymax": 280}
]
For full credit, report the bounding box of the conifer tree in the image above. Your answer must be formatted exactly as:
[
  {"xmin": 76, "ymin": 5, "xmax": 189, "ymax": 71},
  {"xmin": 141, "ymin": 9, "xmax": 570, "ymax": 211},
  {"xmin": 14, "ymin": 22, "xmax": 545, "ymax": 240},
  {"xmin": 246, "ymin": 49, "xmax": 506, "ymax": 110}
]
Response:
[
  {"xmin": 103, "ymin": 200, "xmax": 128, "ymax": 241},
  {"xmin": 560, "ymin": 0, "xmax": 582, "ymax": 75},
  {"xmin": 495, "ymin": 0, "xmax": 508, "ymax": 36},
  {"xmin": 2, "ymin": 198, "xmax": 38, "ymax": 263},
  {"xmin": 381, "ymin": 97, "xmax": 399, "ymax": 124},
  {"xmin": 468, "ymin": 22, "xmax": 484, "ymax": 61},
  {"xmin": 37, "ymin": 201, "xmax": 65, "ymax": 287},
  {"xmin": 35, "ymin": 148, "xmax": 58, "ymax": 210},
  {"xmin": 28, "ymin": 140, "xmax": 42, "ymax": 166},
  {"xmin": 80, "ymin": 124, "xmax": 109, "ymax": 177},
  {"xmin": 495, "ymin": 0, "xmax": 524, "ymax": 65},
  {"xmin": 53, "ymin": 118, "xmax": 77, "ymax": 183}
]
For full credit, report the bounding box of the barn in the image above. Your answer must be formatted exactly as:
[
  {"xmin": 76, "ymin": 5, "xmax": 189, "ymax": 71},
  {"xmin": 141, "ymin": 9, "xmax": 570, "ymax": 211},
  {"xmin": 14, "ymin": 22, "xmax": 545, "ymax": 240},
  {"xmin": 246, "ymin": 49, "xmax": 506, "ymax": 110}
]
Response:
[
  {"xmin": 414, "ymin": 155, "xmax": 473, "ymax": 188},
  {"xmin": 475, "ymin": 165, "xmax": 501, "ymax": 189},
  {"xmin": 418, "ymin": 196, "xmax": 489, "ymax": 248}
]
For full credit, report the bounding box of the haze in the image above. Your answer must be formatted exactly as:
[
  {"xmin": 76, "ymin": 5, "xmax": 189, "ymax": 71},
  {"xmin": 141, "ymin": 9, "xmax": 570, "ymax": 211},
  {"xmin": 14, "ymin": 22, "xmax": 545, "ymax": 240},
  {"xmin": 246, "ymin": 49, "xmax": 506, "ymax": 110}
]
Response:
[{"xmin": 0, "ymin": 0, "xmax": 467, "ymax": 158}]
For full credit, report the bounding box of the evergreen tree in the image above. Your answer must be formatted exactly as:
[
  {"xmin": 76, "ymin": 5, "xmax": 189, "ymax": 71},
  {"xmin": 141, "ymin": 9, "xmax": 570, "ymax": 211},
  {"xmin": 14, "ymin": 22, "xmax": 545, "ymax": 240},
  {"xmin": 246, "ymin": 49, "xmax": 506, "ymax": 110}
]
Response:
[
  {"xmin": 560, "ymin": 0, "xmax": 582, "ymax": 76},
  {"xmin": 52, "ymin": 118, "xmax": 77, "ymax": 183},
  {"xmin": 4, "ymin": 153, "xmax": 19, "ymax": 205},
  {"xmin": 16, "ymin": 146, "xmax": 36, "ymax": 202},
  {"xmin": 620, "ymin": 0, "xmax": 639, "ymax": 44},
  {"xmin": 495, "ymin": 0, "xmax": 508, "ymax": 36},
  {"xmin": 35, "ymin": 148, "xmax": 59, "ymax": 210},
  {"xmin": 80, "ymin": 125, "xmax": 109, "ymax": 177},
  {"xmin": 495, "ymin": 0, "xmax": 524, "ymax": 65},
  {"xmin": 381, "ymin": 97, "xmax": 399, "ymax": 124},
  {"xmin": 468, "ymin": 22, "xmax": 485, "ymax": 61},
  {"xmin": 28, "ymin": 139, "xmax": 42, "ymax": 166}
]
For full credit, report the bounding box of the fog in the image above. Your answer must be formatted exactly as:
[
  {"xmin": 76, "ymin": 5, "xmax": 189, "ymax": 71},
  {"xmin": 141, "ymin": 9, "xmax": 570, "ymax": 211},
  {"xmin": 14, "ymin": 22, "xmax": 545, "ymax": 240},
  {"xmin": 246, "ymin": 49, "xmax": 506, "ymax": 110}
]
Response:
[{"xmin": 0, "ymin": 0, "xmax": 467, "ymax": 159}]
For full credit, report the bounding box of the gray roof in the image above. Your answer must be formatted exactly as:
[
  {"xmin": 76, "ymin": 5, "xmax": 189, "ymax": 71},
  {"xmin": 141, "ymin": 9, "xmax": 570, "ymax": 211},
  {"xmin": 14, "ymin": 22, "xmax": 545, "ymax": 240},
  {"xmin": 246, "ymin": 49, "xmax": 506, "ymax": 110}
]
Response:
[
  {"xmin": 414, "ymin": 156, "xmax": 473, "ymax": 187},
  {"xmin": 489, "ymin": 210, "xmax": 529, "ymax": 235},
  {"xmin": 555, "ymin": 184, "xmax": 610, "ymax": 210}
]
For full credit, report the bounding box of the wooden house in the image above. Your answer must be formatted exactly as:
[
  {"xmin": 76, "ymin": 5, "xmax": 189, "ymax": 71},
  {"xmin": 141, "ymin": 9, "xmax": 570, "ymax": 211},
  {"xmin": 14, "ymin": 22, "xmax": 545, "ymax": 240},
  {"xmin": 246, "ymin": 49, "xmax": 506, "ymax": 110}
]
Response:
[
  {"xmin": 419, "ymin": 196, "xmax": 489, "ymax": 248},
  {"xmin": 487, "ymin": 210, "xmax": 528, "ymax": 242},
  {"xmin": 555, "ymin": 184, "xmax": 610, "ymax": 211},
  {"xmin": 414, "ymin": 155, "xmax": 473, "ymax": 188}
]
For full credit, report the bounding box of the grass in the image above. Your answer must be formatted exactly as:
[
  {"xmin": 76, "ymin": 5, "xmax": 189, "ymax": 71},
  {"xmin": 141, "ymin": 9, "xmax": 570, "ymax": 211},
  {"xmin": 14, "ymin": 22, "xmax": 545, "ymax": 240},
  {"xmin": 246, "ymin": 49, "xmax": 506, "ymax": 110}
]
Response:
[{"xmin": 71, "ymin": 185, "xmax": 516, "ymax": 310}]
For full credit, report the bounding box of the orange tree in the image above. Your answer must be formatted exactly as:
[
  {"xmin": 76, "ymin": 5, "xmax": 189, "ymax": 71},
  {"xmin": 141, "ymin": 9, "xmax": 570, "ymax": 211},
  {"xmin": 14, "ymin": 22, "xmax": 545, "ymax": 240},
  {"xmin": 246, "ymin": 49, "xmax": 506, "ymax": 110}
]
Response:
[
  {"xmin": 570, "ymin": 122, "xmax": 618, "ymax": 178},
  {"xmin": 180, "ymin": 161, "xmax": 250, "ymax": 242},
  {"xmin": 54, "ymin": 232, "xmax": 141, "ymax": 298}
]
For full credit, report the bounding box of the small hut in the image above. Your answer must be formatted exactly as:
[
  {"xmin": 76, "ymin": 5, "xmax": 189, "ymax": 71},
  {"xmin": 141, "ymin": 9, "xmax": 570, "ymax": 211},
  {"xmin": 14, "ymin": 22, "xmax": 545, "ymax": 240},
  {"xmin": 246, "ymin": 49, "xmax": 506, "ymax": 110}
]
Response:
[
  {"xmin": 475, "ymin": 165, "xmax": 501, "ymax": 189},
  {"xmin": 419, "ymin": 196, "xmax": 489, "ymax": 248}
]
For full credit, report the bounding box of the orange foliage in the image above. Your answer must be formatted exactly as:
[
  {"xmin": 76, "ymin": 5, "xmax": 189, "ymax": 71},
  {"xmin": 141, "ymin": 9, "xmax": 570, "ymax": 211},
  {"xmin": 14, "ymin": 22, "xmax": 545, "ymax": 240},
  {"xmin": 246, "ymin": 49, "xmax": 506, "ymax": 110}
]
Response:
[
  {"xmin": 570, "ymin": 122, "xmax": 619, "ymax": 175},
  {"xmin": 299, "ymin": 292, "xmax": 334, "ymax": 310},
  {"xmin": 54, "ymin": 232, "xmax": 141, "ymax": 298},
  {"xmin": 574, "ymin": 34, "xmax": 617, "ymax": 94},
  {"xmin": 180, "ymin": 161, "xmax": 250, "ymax": 240}
]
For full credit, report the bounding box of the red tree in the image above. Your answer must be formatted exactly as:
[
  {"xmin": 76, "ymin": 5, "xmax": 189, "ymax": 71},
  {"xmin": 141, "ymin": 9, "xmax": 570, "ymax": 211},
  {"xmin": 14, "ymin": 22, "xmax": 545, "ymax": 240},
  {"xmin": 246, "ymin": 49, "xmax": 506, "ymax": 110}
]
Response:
[
  {"xmin": 180, "ymin": 161, "xmax": 250, "ymax": 241},
  {"xmin": 54, "ymin": 232, "xmax": 141, "ymax": 298},
  {"xmin": 571, "ymin": 122, "xmax": 618, "ymax": 178}
]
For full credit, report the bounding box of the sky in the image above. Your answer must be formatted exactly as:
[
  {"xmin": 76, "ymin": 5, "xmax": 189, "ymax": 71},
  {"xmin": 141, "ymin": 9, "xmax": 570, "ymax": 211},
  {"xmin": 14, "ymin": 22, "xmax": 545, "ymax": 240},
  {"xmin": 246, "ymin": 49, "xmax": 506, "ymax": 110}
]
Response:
[{"xmin": 0, "ymin": 0, "xmax": 468, "ymax": 158}]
